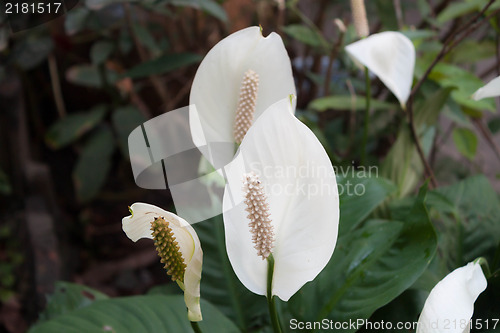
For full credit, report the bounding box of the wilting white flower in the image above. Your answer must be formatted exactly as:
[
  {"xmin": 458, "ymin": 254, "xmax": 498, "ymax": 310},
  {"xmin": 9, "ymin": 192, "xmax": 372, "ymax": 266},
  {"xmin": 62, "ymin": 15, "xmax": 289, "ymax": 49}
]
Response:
[
  {"xmin": 416, "ymin": 261, "xmax": 487, "ymax": 333},
  {"xmin": 222, "ymin": 96, "xmax": 340, "ymax": 301},
  {"xmin": 345, "ymin": 31, "xmax": 415, "ymax": 107},
  {"xmin": 472, "ymin": 75, "xmax": 500, "ymax": 101},
  {"xmin": 189, "ymin": 26, "xmax": 296, "ymax": 169},
  {"xmin": 122, "ymin": 203, "xmax": 203, "ymax": 322}
]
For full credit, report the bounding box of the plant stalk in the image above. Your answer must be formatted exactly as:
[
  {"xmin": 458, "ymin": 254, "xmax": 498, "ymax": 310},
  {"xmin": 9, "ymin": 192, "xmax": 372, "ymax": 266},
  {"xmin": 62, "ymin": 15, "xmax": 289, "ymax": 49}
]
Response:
[
  {"xmin": 267, "ymin": 255, "xmax": 282, "ymax": 333},
  {"xmin": 190, "ymin": 321, "xmax": 203, "ymax": 333},
  {"xmin": 361, "ymin": 66, "xmax": 371, "ymax": 165}
]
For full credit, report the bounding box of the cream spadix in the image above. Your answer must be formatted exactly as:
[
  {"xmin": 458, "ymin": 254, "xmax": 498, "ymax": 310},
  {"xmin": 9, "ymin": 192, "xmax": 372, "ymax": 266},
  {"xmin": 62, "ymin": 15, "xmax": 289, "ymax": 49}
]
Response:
[
  {"xmin": 122, "ymin": 203, "xmax": 203, "ymax": 322},
  {"xmin": 222, "ymin": 96, "xmax": 339, "ymax": 301},
  {"xmin": 345, "ymin": 31, "xmax": 415, "ymax": 107},
  {"xmin": 189, "ymin": 26, "xmax": 296, "ymax": 168},
  {"xmin": 416, "ymin": 261, "xmax": 487, "ymax": 333}
]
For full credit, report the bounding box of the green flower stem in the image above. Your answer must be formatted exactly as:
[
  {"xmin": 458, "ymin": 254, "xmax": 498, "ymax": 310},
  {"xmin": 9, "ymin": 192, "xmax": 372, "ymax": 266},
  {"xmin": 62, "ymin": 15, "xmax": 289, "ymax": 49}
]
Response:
[
  {"xmin": 361, "ymin": 66, "xmax": 371, "ymax": 165},
  {"xmin": 190, "ymin": 321, "xmax": 203, "ymax": 333},
  {"xmin": 267, "ymin": 254, "xmax": 283, "ymax": 333}
]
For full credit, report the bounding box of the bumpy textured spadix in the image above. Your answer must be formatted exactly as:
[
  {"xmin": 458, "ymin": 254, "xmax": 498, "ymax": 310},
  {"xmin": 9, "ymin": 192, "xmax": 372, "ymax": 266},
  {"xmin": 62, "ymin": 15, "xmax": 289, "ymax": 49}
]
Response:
[
  {"xmin": 122, "ymin": 203, "xmax": 203, "ymax": 321},
  {"xmin": 234, "ymin": 70, "xmax": 259, "ymax": 144},
  {"xmin": 151, "ymin": 217, "xmax": 187, "ymax": 282},
  {"xmin": 350, "ymin": 0, "xmax": 369, "ymax": 37},
  {"xmin": 416, "ymin": 261, "xmax": 487, "ymax": 333},
  {"xmin": 242, "ymin": 172, "xmax": 274, "ymax": 259},
  {"xmin": 189, "ymin": 26, "xmax": 296, "ymax": 169},
  {"xmin": 223, "ymin": 96, "xmax": 339, "ymax": 301}
]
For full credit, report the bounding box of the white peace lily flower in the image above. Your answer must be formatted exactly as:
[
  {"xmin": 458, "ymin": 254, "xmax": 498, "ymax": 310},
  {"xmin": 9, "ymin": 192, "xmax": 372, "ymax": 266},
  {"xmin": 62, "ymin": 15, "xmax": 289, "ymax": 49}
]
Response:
[
  {"xmin": 222, "ymin": 96, "xmax": 340, "ymax": 301},
  {"xmin": 189, "ymin": 26, "xmax": 296, "ymax": 169},
  {"xmin": 122, "ymin": 203, "xmax": 203, "ymax": 322},
  {"xmin": 345, "ymin": 31, "xmax": 416, "ymax": 108},
  {"xmin": 472, "ymin": 75, "xmax": 500, "ymax": 101},
  {"xmin": 416, "ymin": 261, "xmax": 487, "ymax": 333}
]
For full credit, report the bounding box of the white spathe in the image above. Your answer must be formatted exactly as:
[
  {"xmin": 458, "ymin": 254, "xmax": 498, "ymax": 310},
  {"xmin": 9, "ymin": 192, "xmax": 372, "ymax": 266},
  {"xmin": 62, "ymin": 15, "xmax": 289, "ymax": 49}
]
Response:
[
  {"xmin": 122, "ymin": 203, "xmax": 203, "ymax": 322},
  {"xmin": 472, "ymin": 75, "xmax": 500, "ymax": 101},
  {"xmin": 189, "ymin": 26, "xmax": 296, "ymax": 169},
  {"xmin": 222, "ymin": 96, "xmax": 339, "ymax": 301},
  {"xmin": 416, "ymin": 261, "xmax": 487, "ymax": 333},
  {"xmin": 345, "ymin": 31, "xmax": 415, "ymax": 107}
]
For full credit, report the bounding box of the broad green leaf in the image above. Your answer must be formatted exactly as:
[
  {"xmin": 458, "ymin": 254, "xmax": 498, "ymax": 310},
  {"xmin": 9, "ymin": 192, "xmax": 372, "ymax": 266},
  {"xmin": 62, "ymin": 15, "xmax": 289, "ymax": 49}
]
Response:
[
  {"xmin": 11, "ymin": 36, "xmax": 53, "ymax": 70},
  {"xmin": 428, "ymin": 175, "xmax": 500, "ymax": 268},
  {"xmin": 66, "ymin": 65, "xmax": 119, "ymax": 88},
  {"xmin": 192, "ymin": 215, "xmax": 268, "ymax": 329},
  {"xmin": 85, "ymin": 0, "xmax": 137, "ymax": 10},
  {"xmin": 30, "ymin": 295, "xmax": 239, "ymax": 333},
  {"xmin": 90, "ymin": 41, "xmax": 114, "ymax": 65},
  {"xmin": 45, "ymin": 105, "xmax": 107, "ymax": 149},
  {"xmin": 381, "ymin": 87, "xmax": 452, "ymax": 197},
  {"xmin": 401, "ymin": 29, "xmax": 437, "ymax": 41},
  {"xmin": 73, "ymin": 127, "xmax": 115, "ymax": 202},
  {"xmin": 132, "ymin": 23, "xmax": 160, "ymax": 56},
  {"xmin": 168, "ymin": 0, "xmax": 228, "ymax": 22},
  {"xmin": 437, "ymin": 1, "xmax": 478, "ymax": 23},
  {"xmin": 65, "ymin": 7, "xmax": 90, "ymax": 35},
  {"xmin": 488, "ymin": 117, "xmax": 500, "ymax": 134},
  {"xmin": 309, "ymin": 95, "xmax": 396, "ymax": 112},
  {"xmin": 449, "ymin": 40, "xmax": 496, "ymax": 64},
  {"xmin": 39, "ymin": 282, "xmax": 109, "ymax": 321},
  {"xmin": 452, "ymin": 127, "xmax": 478, "ymax": 160},
  {"xmin": 123, "ymin": 53, "xmax": 201, "ymax": 79},
  {"xmin": 288, "ymin": 186, "xmax": 437, "ymax": 332},
  {"xmin": 282, "ymin": 24, "xmax": 328, "ymax": 49},
  {"xmin": 111, "ymin": 106, "xmax": 147, "ymax": 159},
  {"xmin": 429, "ymin": 63, "xmax": 496, "ymax": 112},
  {"xmin": 337, "ymin": 174, "xmax": 396, "ymax": 234},
  {"xmin": 0, "ymin": 168, "xmax": 11, "ymax": 195}
]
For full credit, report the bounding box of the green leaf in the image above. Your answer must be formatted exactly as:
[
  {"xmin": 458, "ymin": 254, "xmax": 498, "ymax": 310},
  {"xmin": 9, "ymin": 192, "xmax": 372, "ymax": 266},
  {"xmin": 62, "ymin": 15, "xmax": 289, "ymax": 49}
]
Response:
[
  {"xmin": 429, "ymin": 175, "xmax": 500, "ymax": 267},
  {"xmin": 132, "ymin": 24, "xmax": 160, "ymax": 56},
  {"xmin": 337, "ymin": 174, "xmax": 396, "ymax": 234},
  {"xmin": 66, "ymin": 65, "xmax": 119, "ymax": 88},
  {"xmin": 449, "ymin": 40, "xmax": 496, "ymax": 64},
  {"xmin": 123, "ymin": 53, "xmax": 201, "ymax": 79},
  {"xmin": 30, "ymin": 295, "xmax": 239, "ymax": 333},
  {"xmin": 282, "ymin": 24, "xmax": 328, "ymax": 49},
  {"xmin": 0, "ymin": 168, "xmax": 11, "ymax": 196},
  {"xmin": 381, "ymin": 87, "xmax": 452, "ymax": 197},
  {"xmin": 73, "ymin": 127, "xmax": 115, "ymax": 202},
  {"xmin": 452, "ymin": 127, "xmax": 478, "ymax": 160},
  {"xmin": 288, "ymin": 186, "xmax": 437, "ymax": 332},
  {"xmin": 85, "ymin": 0, "xmax": 137, "ymax": 10},
  {"xmin": 45, "ymin": 106, "xmax": 107, "ymax": 149},
  {"xmin": 65, "ymin": 7, "xmax": 90, "ymax": 35},
  {"xmin": 112, "ymin": 106, "xmax": 147, "ymax": 159},
  {"xmin": 168, "ymin": 0, "xmax": 228, "ymax": 22},
  {"xmin": 39, "ymin": 282, "xmax": 109, "ymax": 321},
  {"xmin": 90, "ymin": 41, "xmax": 114, "ymax": 65},
  {"xmin": 192, "ymin": 215, "xmax": 268, "ymax": 329},
  {"xmin": 488, "ymin": 117, "xmax": 500, "ymax": 134},
  {"xmin": 429, "ymin": 63, "xmax": 496, "ymax": 112},
  {"xmin": 437, "ymin": 1, "xmax": 478, "ymax": 23},
  {"xmin": 309, "ymin": 95, "xmax": 396, "ymax": 112},
  {"xmin": 11, "ymin": 36, "xmax": 53, "ymax": 70}
]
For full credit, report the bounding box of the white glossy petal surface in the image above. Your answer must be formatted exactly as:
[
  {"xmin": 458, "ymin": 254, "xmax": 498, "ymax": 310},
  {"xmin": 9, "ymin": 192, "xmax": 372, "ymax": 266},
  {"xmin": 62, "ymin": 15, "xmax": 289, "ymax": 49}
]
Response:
[
  {"xmin": 416, "ymin": 262, "xmax": 487, "ymax": 333},
  {"xmin": 189, "ymin": 26, "xmax": 296, "ymax": 168},
  {"xmin": 472, "ymin": 75, "xmax": 500, "ymax": 101},
  {"xmin": 122, "ymin": 203, "xmax": 203, "ymax": 321},
  {"xmin": 345, "ymin": 31, "xmax": 415, "ymax": 107},
  {"xmin": 222, "ymin": 97, "xmax": 339, "ymax": 301}
]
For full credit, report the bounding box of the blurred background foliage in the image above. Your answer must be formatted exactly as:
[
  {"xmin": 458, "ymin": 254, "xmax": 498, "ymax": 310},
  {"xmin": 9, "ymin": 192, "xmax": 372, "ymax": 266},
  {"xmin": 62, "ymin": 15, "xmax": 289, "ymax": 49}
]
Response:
[{"xmin": 0, "ymin": 0, "xmax": 499, "ymax": 332}]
